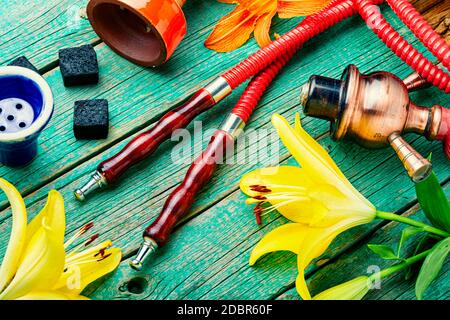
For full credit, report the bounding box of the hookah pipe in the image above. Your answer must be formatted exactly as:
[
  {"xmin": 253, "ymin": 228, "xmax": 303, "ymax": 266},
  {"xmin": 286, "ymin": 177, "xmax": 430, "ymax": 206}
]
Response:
[
  {"xmin": 75, "ymin": 0, "xmax": 450, "ymax": 200},
  {"xmin": 74, "ymin": 0, "xmax": 450, "ymax": 268},
  {"xmin": 128, "ymin": 64, "xmax": 450, "ymax": 270},
  {"xmin": 75, "ymin": 0, "xmax": 356, "ymax": 200},
  {"xmin": 299, "ymin": 64, "xmax": 450, "ymax": 182}
]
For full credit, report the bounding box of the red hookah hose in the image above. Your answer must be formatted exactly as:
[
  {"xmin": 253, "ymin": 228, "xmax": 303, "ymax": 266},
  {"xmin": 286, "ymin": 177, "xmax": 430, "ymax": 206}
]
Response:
[
  {"xmin": 142, "ymin": 0, "xmax": 350, "ymax": 246},
  {"xmin": 231, "ymin": 0, "xmax": 450, "ymax": 154},
  {"xmin": 132, "ymin": 0, "xmax": 450, "ymax": 265},
  {"xmin": 232, "ymin": 54, "xmax": 293, "ymax": 121},
  {"xmin": 222, "ymin": 0, "xmax": 365, "ymax": 90},
  {"xmin": 230, "ymin": 0, "xmax": 359, "ymax": 121},
  {"xmin": 148, "ymin": 0, "xmax": 450, "ymax": 244},
  {"xmin": 386, "ymin": 0, "xmax": 450, "ymax": 71},
  {"xmin": 356, "ymin": 0, "xmax": 450, "ymax": 93}
]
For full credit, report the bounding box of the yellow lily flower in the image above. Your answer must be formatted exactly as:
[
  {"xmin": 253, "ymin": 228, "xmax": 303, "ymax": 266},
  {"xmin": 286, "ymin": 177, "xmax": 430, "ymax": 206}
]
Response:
[
  {"xmin": 240, "ymin": 114, "xmax": 377, "ymax": 299},
  {"xmin": 0, "ymin": 178, "xmax": 121, "ymax": 300},
  {"xmin": 312, "ymin": 276, "xmax": 371, "ymax": 300}
]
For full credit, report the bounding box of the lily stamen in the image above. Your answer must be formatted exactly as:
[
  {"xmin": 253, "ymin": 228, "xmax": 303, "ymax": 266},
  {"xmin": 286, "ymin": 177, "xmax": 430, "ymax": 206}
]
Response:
[
  {"xmin": 64, "ymin": 222, "xmax": 94, "ymax": 249},
  {"xmin": 66, "ymin": 234, "xmax": 100, "ymax": 258},
  {"xmin": 65, "ymin": 241, "xmax": 112, "ymax": 265}
]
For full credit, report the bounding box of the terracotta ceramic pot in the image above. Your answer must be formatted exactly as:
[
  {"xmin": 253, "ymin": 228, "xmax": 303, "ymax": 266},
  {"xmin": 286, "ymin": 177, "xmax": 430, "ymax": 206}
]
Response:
[{"xmin": 87, "ymin": 0, "xmax": 187, "ymax": 66}]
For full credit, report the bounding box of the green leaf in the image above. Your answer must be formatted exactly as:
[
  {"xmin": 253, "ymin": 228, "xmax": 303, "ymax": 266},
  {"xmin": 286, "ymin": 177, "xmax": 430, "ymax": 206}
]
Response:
[
  {"xmin": 416, "ymin": 237, "xmax": 450, "ymax": 299},
  {"xmin": 415, "ymin": 171, "xmax": 450, "ymax": 232},
  {"xmin": 405, "ymin": 234, "xmax": 437, "ymax": 280},
  {"xmin": 397, "ymin": 226, "xmax": 425, "ymax": 257},
  {"xmin": 368, "ymin": 244, "xmax": 402, "ymax": 260}
]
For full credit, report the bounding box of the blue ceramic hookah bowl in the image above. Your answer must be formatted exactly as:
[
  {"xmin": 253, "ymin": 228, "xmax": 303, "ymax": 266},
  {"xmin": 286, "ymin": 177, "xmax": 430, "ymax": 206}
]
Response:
[{"xmin": 0, "ymin": 66, "xmax": 54, "ymax": 167}]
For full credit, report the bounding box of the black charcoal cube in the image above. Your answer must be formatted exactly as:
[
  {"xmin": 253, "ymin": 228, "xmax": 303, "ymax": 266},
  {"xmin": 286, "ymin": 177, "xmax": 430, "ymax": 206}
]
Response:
[
  {"xmin": 59, "ymin": 44, "xmax": 99, "ymax": 87},
  {"xmin": 74, "ymin": 99, "xmax": 109, "ymax": 140},
  {"xmin": 8, "ymin": 56, "xmax": 39, "ymax": 73}
]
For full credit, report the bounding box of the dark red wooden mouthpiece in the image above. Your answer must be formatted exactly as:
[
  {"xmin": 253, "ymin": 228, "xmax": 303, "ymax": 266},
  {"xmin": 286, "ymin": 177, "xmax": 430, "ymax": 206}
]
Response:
[
  {"xmin": 98, "ymin": 89, "xmax": 215, "ymax": 183},
  {"xmin": 144, "ymin": 130, "xmax": 234, "ymax": 246}
]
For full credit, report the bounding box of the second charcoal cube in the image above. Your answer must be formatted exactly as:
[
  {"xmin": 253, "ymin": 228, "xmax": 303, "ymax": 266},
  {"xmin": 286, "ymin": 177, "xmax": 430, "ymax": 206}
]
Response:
[
  {"xmin": 74, "ymin": 99, "xmax": 109, "ymax": 140},
  {"xmin": 59, "ymin": 45, "xmax": 99, "ymax": 87}
]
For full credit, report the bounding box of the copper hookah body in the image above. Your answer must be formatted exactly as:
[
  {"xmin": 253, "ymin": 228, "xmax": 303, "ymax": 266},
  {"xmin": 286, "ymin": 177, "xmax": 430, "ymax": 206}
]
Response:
[{"xmin": 300, "ymin": 64, "xmax": 449, "ymax": 182}]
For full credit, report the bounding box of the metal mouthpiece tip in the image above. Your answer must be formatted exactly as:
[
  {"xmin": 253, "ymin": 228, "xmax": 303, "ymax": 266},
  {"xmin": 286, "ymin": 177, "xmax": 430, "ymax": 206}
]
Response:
[
  {"xmin": 74, "ymin": 171, "xmax": 107, "ymax": 202},
  {"xmin": 411, "ymin": 164, "xmax": 432, "ymax": 183},
  {"xmin": 74, "ymin": 189, "xmax": 85, "ymax": 202},
  {"xmin": 129, "ymin": 238, "xmax": 158, "ymax": 271},
  {"xmin": 129, "ymin": 259, "xmax": 143, "ymax": 271}
]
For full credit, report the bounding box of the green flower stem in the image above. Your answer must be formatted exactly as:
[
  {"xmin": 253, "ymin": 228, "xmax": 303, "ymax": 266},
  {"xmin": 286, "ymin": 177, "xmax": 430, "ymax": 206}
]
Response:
[
  {"xmin": 376, "ymin": 211, "xmax": 450, "ymax": 238},
  {"xmin": 370, "ymin": 248, "xmax": 433, "ymax": 280}
]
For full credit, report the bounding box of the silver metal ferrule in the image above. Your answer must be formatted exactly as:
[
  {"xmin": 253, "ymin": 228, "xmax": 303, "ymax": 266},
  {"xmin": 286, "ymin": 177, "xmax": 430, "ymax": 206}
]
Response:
[
  {"xmin": 204, "ymin": 76, "xmax": 232, "ymax": 103},
  {"xmin": 74, "ymin": 171, "xmax": 108, "ymax": 202},
  {"xmin": 219, "ymin": 113, "xmax": 246, "ymax": 139},
  {"xmin": 129, "ymin": 238, "xmax": 158, "ymax": 271}
]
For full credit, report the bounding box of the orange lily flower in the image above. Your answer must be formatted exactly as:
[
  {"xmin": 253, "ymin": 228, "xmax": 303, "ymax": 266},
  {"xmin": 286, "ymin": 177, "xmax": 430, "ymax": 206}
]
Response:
[{"xmin": 205, "ymin": 0, "xmax": 331, "ymax": 52}]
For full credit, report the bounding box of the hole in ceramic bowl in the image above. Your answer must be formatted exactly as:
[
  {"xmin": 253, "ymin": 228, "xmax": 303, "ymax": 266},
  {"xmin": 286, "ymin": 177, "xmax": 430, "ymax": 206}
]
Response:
[
  {"xmin": 0, "ymin": 98, "xmax": 35, "ymax": 133},
  {"xmin": 0, "ymin": 75, "xmax": 42, "ymax": 134}
]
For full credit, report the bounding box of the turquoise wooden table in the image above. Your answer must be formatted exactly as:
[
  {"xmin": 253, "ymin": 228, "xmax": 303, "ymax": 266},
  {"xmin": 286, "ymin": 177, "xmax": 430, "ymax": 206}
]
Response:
[{"xmin": 0, "ymin": 0, "xmax": 449, "ymax": 300}]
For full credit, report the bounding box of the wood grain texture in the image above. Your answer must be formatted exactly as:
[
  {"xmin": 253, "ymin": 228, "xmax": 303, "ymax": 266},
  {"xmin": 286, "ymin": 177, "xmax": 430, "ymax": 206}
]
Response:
[{"xmin": 0, "ymin": 0, "xmax": 448, "ymax": 300}]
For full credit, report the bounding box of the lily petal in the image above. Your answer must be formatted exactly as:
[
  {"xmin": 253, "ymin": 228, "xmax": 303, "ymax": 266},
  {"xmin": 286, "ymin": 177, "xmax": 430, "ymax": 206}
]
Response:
[
  {"xmin": 24, "ymin": 190, "xmax": 66, "ymax": 248},
  {"xmin": 205, "ymin": 2, "xmax": 260, "ymax": 52},
  {"xmin": 272, "ymin": 114, "xmax": 345, "ymax": 182},
  {"xmin": 249, "ymin": 217, "xmax": 369, "ymax": 299},
  {"xmin": 241, "ymin": 166, "xmax": 328, "ymax": 223},
  {"xmin": 0, "ymin": 191, "xmax": 66, "ymax": 300},
  {"xmin": 254, "ymin": 8, "xmax": 276, "ymax": 47},
  {"xmin": 16, "ymin": 290, "xmax": 89, "ymax": 300},
  {"xmin": 0, "ymin": 179, "xmax": 27, "ymax": 293},
  {"xmin": 295, "ymin": 218, "xmax": 372, "ymax": 299},
  {"xmin": 219, "ymin": 0, "xmax": 241, "ymax": 3},
  {"xmin": 240, "ymin": 166, "xmax": 313, "ymax": 197},
  {"xmin": 277, "ymin": 0, "xmax": 332, "ymax": 18},
  {"xmin": 206, "ymin": 0, "xmax": 276, "ymax": 52},
  {"xmin": 271, "ymin": 114, "xmax": 374, "ymax": 209},
  {"xmin": 55, "ymin": 247, "xmax": 122, "ymax": 295},
  {"xmin": 313, "ymin": 276, "xmax": 371, "ymax": 300},
  {"xmin": 250, "ymin": 223, "xmax": 309, "ymax": 265}
]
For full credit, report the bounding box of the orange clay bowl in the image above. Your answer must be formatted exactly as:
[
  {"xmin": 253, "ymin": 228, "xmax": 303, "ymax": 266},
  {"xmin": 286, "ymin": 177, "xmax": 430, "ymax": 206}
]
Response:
[{"xmin": 87, "ymin": 0, "xmax": 187, "ymax": 67}]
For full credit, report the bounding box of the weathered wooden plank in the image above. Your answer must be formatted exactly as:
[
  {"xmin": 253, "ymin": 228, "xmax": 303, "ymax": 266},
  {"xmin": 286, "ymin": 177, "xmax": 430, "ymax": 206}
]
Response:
[
  {"xmin": 277, "ymin": 185, "xmax": 450, "ymax": 300},
  {"xmin": 0, "ymin": 5, "xmax": 446, "ymax": 210},
  {"xmin": 0, "ymin": 0, "xmax": 96, "ymax": 69},
  {"xmin": 79, "ymin": 137, "xmax": 448, "ymax": 300},
  {"xmin": 0, "ymin": 0, "xmax": 223, "ymax": 69},
  {"xmin": 0, "ymin": 0, "xmax": 448, "ymax": 301}
]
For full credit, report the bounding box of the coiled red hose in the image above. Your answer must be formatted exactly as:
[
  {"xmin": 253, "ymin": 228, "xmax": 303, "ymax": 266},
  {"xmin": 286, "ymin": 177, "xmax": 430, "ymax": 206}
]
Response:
[
  {"xmin": 232, "ymin": 55, "xmax": 293, "ymax": 122},
  {"xmin": 230, "ymin": 0, "xmax": 450, "ymax": 127},
  {"xmin": 223, "ymin": 0, "xmax": 364, "ymax": 90},
  {"xmin": 386, "ymin": 0, "xmax": 450, "ymax": 71}
]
